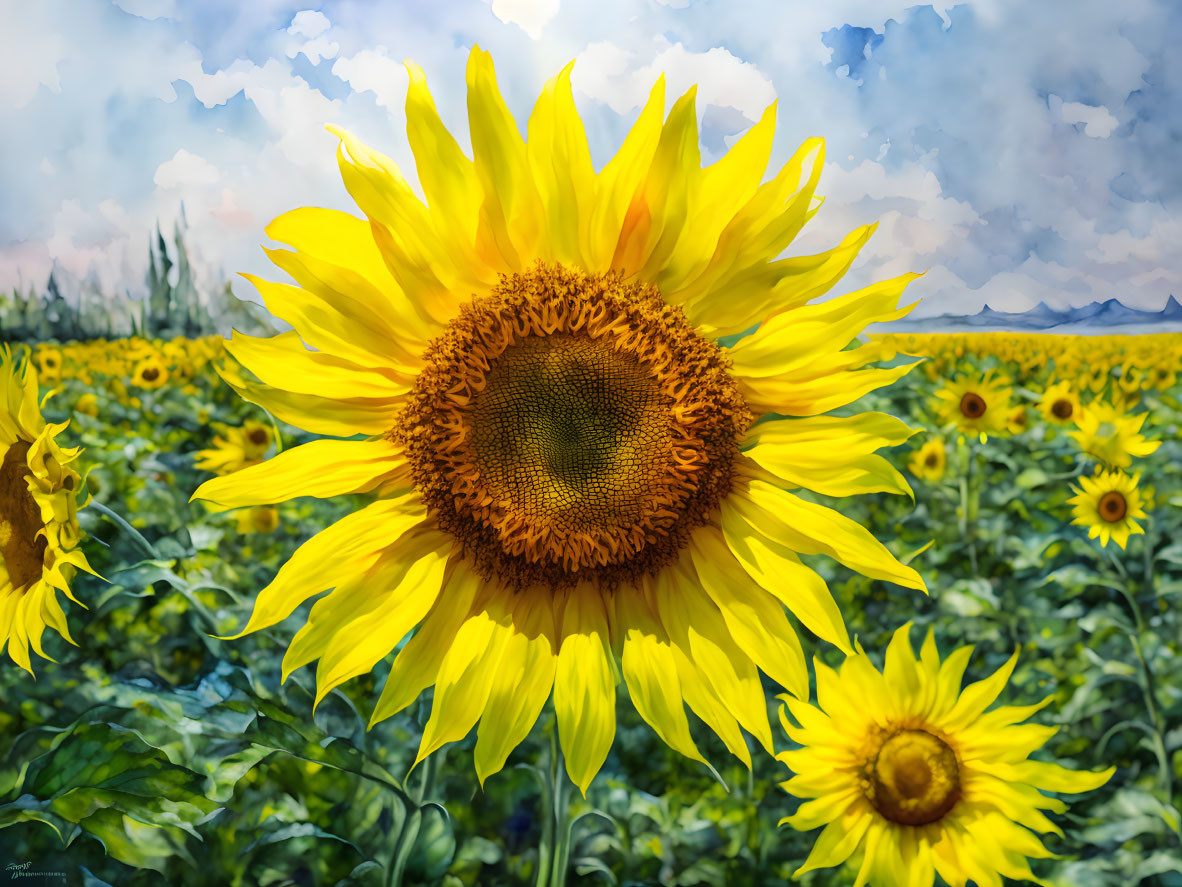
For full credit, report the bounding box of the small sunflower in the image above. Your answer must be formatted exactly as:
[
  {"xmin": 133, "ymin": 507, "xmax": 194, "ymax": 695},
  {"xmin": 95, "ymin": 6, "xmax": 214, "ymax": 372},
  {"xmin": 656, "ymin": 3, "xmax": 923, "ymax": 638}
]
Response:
[
  {"xmin": 237, "ymin": 506, "xmax": 280, "ymax": 535},
  {"xmin": 1037, "ymin": 380, "xmax": 1079, "ymax": 427},
  {"xmin": 1068, "ymin": 469, "xmax": 1146, "ymax": 549},
  {"xmin": 1006, "ymin": 404, "xmax": 1028, "ymax": 435},
  {"xmin": 908, "ymin": 439, "xmax": 946, "ymax": 482},
  {"xmin": 194, "ymin": 47, "xmax": 926, "ymax": 792},
  {"xmin": 0, "ymin": 349, "xmax": 96, "ymax": 672},
  {"xmin": 1067, "ymin": 401, "xmax": 1160, "ymax": 468},
  {"xmin": 777, "ymin": 622, "xmax": 1114, "ymax": 887},
  {"xmin": 131, "ymin": 355, "xmax": 169, "ymax": 390},
  {"xmin": 195, "ymin": 421, "xmax": 273, "ymax": 476},
  {"xmin": 932, "ymin": 372, "xmax": 1011, "ymax": 442},
  {"xmin": 34, "ymin": 345, "xmax": 63, "ymax": 382}
]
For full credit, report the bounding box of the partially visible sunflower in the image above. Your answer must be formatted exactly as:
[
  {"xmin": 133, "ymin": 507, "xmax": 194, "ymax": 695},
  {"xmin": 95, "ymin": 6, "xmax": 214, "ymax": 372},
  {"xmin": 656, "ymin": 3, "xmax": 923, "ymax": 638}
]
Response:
[
  {"xmin": 1037, "ymin": 380, "xmax": 1080, "ymax": 427},
  {"xmin": 777, "ymin": 622, "xmax": 1114, "ymax": 887},
  {"xmin": 932, "ymin": 372, "xmax": 1011, "ymax": 442},
  {"xmin": 1067, "ymin": 401, "xmax": 1160, "ymax": 468},
  {"xmin": 908, "ymin": 439, "xmax": 946, "ymax": 482},
  {"xmin": 193, "ymin": 47, "xmax": 927, "ymax": 791},
  {"xmin": 131, "ymin": 355, "xmax": 169, "ymax": 390},
  {"xmin": 34, "ymin": 345, "xmax": 63, "ymax": 383},
  {"xmin": 0, "ymin": 349, "xmax": 97, "ymax": 672},
  {"xmin": 1068, "ymin": 469, "xmax": 1146, "ymax": 549},
  {"xmin": 1006, "ymin": 404, "xmax": 1028, "ymax": 435},
  {"xmin": 195, "ymin": 421, "xmax": 273, "ymax": 476},
  {"xmin": 237, "ymin": 506, "xmax": 280, "ymax": 535}
]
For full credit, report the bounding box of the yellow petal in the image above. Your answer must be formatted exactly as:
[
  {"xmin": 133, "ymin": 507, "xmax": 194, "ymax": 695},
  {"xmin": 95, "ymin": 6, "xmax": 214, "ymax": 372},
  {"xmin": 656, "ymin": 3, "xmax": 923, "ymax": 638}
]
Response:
[
  {"xmin": 227, "ymin": 330, "xmax": 414, "ymax": 398},
  {"xmin": 730, "ymin": 479, "xmax": 926, "ymax": 591},
  {"xmin": 220, "ymin": 495, "xmax": 425, "ymax": 639},
  {"xmin": 192, "ymin": 438, "xmax": 408, "ymax": 512},
  {"xmin": 215, "ymin": 363, "xmax": 397, "ymax": 438},
  {"xmin": 369, "ymin": 559, "xmax": 483, "ymax": 727},
  {"xmin": 742, "ymin": 411, "xmax": 917, "ymax": 499},
  {"xmin": 467, "ymin": 46, "xmax": 544, "ymax": 271},
  {"xmin": 474, "ymin": 587, "xmax": 558, "ymax": 785},
  {"xmin": 584, "ymin": 75, "xmax": 665, "ymax": 271},
  {"xmin": 415, "ymin": 602, "xmax": 513, "ymax": 763},
  {"xmin": 940, "ymin": 648, "xmax": 1019, "ymax": 731},
  {"xmin": 308, "ymin": 529, "xmax": 452, "ymax": 704},
  {"xmin": 689, "ymin": 529, "xmax": 808, "ymax": 700},
  {"xmin": 615, "ymin": 587, "xmax": 707, "ymax": 765},
  {"xmin": 526, "ymin": 59, "xmax": 596, "ymax": 267},
  {"xmin": 652, "ymin": 559, "xmax": 773, "ymax": 755},
  {"xmin": 554, "ymin": 585, "xmax": 616, "ymax": 795},
  {"xmin": 719, "ymin": 503, "xmax": 852, "ymax": 654}
]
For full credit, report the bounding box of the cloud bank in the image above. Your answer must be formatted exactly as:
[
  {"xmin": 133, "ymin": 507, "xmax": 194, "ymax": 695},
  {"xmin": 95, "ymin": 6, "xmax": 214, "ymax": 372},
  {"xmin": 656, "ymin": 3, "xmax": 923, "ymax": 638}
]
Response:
[{"xmin": 2, "ymin": 0, "xmax": 1179, "ymax": 318}]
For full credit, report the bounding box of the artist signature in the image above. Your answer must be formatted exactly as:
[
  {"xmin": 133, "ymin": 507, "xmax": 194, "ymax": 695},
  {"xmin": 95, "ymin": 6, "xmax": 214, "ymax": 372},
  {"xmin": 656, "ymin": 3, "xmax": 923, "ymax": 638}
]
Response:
[{"xmin": 4, "ymin": 864, "xmax": 30, "ymax": 872}]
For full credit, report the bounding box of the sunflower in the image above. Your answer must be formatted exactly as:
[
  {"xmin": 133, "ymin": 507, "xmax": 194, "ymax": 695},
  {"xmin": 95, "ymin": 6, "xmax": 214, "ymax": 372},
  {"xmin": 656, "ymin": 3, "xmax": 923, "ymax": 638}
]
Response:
[
  {"xmin": 131, "ymin": 355, "xmax": 169, "ymax": 390},
  {"xmin": 1067, "ymin": 469, "xmax": 1146, "ymax": 549},
  {"xmin": 0, "ymin": 349, "xmax": 96, "ymax": 672},
  {"xmin": 932, "ymin": 372, "xmax": 1011, "ymax": 442},
  {"xmin": 908, "ymin": 439, "xmax": 946, "ymax": 482},
  {"xmin": 194, "ymin": 421, "xmax": 273, "ymax": 476},
  {"xmin": 1036, "ymin": 380, "xmax": 1079, "ymax": 427},
  {"xmin": 1006, "ymin": 404, "xmax": 1028, "ymax": 435},
  {"xmin": 777, "ymin": 622, "xmax": 1114, "ymax": 887},
  {"xmin": 34, "ymin": 345, "xmax": 63, "ymax": 382},
  {"xmin": 193, "ymin": 47, "xmax": 926, "ymax": 791},
  {"xmin": 237, "ymin": 506, "xmax": 280, "ymax": 535},
  {"xmin": 1067, "ymin": 401, "xmax": 1160, "ymax": 468}
]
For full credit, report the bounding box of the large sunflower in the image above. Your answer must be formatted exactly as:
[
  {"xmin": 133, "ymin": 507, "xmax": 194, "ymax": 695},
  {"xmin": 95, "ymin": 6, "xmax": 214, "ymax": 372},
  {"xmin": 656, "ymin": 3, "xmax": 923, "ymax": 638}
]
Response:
[
  {"xmin": 778, "ymin": 623, "xmax": 1113, "ymax": 887},
  {"xmin": 0, "ymin": 349, "xmax": 95, "ymax": 672},
  {"xmin": 194, "ymin": 48, "xmax": 926, "ymax": 791}
]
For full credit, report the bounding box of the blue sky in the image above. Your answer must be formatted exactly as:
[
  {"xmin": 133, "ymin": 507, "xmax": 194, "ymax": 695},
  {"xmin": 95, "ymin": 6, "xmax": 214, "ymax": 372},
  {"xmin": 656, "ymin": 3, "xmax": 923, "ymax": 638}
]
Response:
[{"xmin": 2, "ymin": 0, "xmax": 1179, "ymax": 316}]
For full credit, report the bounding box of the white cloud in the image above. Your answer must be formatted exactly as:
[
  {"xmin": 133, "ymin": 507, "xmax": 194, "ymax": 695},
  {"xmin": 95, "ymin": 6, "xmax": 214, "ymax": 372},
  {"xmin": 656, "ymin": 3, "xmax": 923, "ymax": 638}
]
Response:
[
  {"xmin": 1059, "ymin": 100, "xmax": 1118, "ymax": 138},
  {"xmin": 573, "ymin": 37, "xmax": 776, "ymax": 123},
  {"xmin": 489, "ymin": 0, "xmax": 560, "ymax": 39},
  {"xmin": 332, "ymin": 48, "xmax": 410, "ymax": 109},
  {"xmin": 285, "ymin": 10, "xmax": 338, "ymax": 64},
  {"xmin": 288, "ymin": 10, "xmax": 330, "ymax": 39},
  {"xmin": 154, "ymin": 149, "xmax": 220, "ymax": 189},
  {"xmin": 0, "ymin": 4, "xmax": 65, "ymax": 109}
]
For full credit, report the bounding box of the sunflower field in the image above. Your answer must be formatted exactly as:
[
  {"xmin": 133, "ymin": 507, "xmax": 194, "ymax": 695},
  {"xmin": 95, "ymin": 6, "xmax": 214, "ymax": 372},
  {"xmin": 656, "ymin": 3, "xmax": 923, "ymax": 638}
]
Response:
[
  {"xmin": 0, "ymin": 326, "xmax": 1178, "ymax": 887},
  {"xmin": 2, "ymin": 50, "xmax": 1181, "ymax": 887}
]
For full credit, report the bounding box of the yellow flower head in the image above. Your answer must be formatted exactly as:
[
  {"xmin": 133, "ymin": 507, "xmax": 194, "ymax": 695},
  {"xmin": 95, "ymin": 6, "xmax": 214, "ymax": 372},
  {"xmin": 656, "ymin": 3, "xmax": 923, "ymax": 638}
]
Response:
[
  {"xmin": 777, "ymin": 623, "xmax": 1114, "ymax": 887},
  {"xmin": 131, "ymin": 355, "xmax": 169, "ymax": 390},
  {"xmin": 195, "ymin": 421, "xmax": 273, "ymax": 476},
  {"xmin": 1037, "ymin": 380, "xmax": 1080, "ymax": 427},
  {"xmin": 74, "ymin": 393, "xmax": 99, "ymax": 418},
  {"xmin": 1068, "ymin": 469, "xmax": 1147, "ymax": 549},
  {"xmin": 908, "ymin": 439, "xmax": 946, "ymax": 482},
  {"xmin": 237, "ymin": 506, "xmax": 280, "ymax": 535},
  {"xmin": 193, "ymin": 47, "xmax": 926, "ymax": 792},
  {"xmin": 1067, "ymin": 401, "xmax": 1160, "ymax": 468},
  {"xmin": 34, "ymin": 345, "xmax": 63, "ymax": 382},
  {"xmin": 932, "ymin": 371, "xmax": 1011, "ymax": 442},
  {"xmin": 0, "ymin": 349, "xmax": 97, "ymax": 672},
  {"xmin": 1006, "ymin": 404, "xmax": 1028, "ymax": 435}
]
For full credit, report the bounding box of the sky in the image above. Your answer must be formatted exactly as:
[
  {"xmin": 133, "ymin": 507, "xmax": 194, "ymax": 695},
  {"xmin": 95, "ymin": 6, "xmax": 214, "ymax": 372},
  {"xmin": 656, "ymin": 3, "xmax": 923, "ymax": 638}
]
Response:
[{"xmin": 2, "ymin": 0, "xmax": 1180, "ymax": 318}]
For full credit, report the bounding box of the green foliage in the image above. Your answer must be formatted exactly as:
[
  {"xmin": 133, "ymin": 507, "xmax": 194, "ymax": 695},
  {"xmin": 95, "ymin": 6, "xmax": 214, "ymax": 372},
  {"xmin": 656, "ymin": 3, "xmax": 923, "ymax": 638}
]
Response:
[{"xmin": 0, "ymin": 340, "xmax": 1179, "ymax": 887}]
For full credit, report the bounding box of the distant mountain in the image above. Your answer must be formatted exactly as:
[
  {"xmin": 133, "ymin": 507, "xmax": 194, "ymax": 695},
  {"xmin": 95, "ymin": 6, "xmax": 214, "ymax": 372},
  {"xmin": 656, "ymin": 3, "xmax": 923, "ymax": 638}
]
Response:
[{"xmin": 887, "ymin": 296, "xmax": 1182, "ymax": 333}]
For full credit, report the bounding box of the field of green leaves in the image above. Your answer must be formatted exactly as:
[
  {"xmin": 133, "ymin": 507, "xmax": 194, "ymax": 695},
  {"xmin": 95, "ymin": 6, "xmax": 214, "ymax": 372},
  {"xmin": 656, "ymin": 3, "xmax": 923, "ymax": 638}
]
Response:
[{"xmin": 1, "ymin": 331, "xmax": 1179, "ymax": 887}]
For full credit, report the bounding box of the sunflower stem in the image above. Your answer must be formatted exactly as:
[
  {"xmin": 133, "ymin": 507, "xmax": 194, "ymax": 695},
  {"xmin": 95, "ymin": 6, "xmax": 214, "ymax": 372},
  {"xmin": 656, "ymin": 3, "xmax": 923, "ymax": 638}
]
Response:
[
  {"xmin": 89, "ymin": 500, "xmax": 161, "ymax": 560},
  {"xmin": 957, "ymin": 440, "xmax": 979, "ymax": 577},
  {"xmin": 1105, "ymin": 548, "xmax": 1179, "ymax": 838}
]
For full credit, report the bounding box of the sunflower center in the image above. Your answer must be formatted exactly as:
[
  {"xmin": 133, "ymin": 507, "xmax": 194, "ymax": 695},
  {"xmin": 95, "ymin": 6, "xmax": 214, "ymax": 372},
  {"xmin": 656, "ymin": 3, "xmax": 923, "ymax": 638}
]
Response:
[
  {"xmin": 924, "ymin": 452, "xmax": 938, "ymax": 467},
  {"xmin": 247, "ymin": 428, "xmax": 269, "ymax": 446},
  {"xmin": 866, "ymin": 729, "xmax": 960, "ymax": 826},
  {"xmin": 959, "ymin": 392, "xmax": 986, "ymax": 419},
  {"xmin": 0, "ymin": 442, "xmax": 48, "ymax": 589},
  {"xmin": 1051, "ymin": 398, "xmax": 1073, "ymax": 420},
  {"xmin": 395, "ymin": 263, "xmax": 750, "ymax": 592},
  {"xmin": 142, "ymin": 367, "xmax": 160, "ymax": 382},
  {"xmin": 1099, "ymin": 490, "xmax": 1127, "ymax": 522}
]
